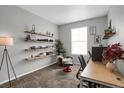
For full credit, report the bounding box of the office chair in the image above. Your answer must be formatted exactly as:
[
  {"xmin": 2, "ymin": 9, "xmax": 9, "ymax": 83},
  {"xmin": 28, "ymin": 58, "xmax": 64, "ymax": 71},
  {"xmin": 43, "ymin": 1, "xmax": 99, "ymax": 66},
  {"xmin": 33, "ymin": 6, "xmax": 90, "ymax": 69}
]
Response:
[
  {"xmin": 76, "ymin": 55, "xmax": 94, "ymax": 88},
  {"xmin": 76, "ymin": 55, "xmax": 88, "ymax": 87},
  {"xmin": 87, "ymin": 51, "xmax": 92, "ymax": 63},
  {"xmin": 88, "ymin": 51, "xmax": 92, "ymax": 58},
  {"xmin": 79, "ymin": 55, "xmax": 87, "ymax": 67},
  {"xmin": 76, "ymin": 56, "xmax": 86, "ymax": 79}
]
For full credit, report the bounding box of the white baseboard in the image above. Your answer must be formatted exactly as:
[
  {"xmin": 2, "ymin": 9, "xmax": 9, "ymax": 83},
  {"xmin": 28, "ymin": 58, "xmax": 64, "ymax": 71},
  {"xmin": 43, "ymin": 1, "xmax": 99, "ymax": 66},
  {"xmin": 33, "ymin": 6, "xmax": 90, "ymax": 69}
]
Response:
[{"xmin": 0, "ymin": 62, "xmax": 57, "ymax": 85}]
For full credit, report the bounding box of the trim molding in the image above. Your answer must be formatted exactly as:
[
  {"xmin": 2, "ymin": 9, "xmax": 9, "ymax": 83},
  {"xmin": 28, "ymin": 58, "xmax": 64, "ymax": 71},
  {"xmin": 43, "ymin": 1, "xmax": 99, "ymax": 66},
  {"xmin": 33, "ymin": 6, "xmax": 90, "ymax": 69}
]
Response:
[{"xmin": 0, "ymin": 61, "xmax": 57, "ymax": 85}]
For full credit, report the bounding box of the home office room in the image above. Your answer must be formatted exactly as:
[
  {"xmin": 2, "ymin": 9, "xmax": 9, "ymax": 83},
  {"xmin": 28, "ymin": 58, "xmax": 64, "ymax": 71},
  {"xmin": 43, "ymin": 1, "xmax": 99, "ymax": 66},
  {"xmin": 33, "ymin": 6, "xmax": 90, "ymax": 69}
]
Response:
[{"xmin": 0, "ymin": 1, "xmax": 124, "ymax": 91}]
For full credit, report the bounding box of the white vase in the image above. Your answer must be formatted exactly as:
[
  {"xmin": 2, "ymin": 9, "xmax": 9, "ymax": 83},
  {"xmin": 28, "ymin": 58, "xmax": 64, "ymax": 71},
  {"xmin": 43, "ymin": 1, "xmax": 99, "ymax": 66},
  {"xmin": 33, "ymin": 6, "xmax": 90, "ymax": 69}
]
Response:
[
  {"xmin": 106, "ymin": 62, "xmax": 116, "ymax": 72},
  {"xmin": 115, "ymin": 60, "xmax": 124, "ymax": 76}
]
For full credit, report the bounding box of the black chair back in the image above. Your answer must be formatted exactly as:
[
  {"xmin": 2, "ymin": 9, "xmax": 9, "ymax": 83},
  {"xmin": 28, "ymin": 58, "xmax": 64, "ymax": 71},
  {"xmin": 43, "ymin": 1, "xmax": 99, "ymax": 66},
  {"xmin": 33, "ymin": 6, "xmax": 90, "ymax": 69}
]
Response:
[
  {"xmin": 87, "ymin": 51, "xmax": 92, "ymax": 63},
  {"xmin": 76, "ymin": 55, "xmax": 87, "ymax": 86},
  {"xmin": 88, "ymin": 51, "xmax": 92, "ymax": 58},
  {"xmin": 79, "ymin": 55, "xmax": 86, "ymax": 69},
  {"xmin": 77, "ymin": 54, "xmax": 95, "ymax": 88},
  {"xmin": 78, "ymin": 55, "xmax": 86, "ymax": 72}
]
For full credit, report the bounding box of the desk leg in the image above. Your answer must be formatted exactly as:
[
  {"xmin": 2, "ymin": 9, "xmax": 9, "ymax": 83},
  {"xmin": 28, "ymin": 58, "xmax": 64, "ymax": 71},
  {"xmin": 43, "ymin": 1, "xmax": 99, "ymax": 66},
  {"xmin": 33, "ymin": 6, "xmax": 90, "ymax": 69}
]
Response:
[
  {"xmin": 80, "ymin": 78, "xmax": 84, "ymax": 88},
  {"xmin": 80, "ymin": 78, "xmax": 93, "ymax": 88},
  {"xmin": 88, "ymin": 82, "xmax": 93, "ymax": 88}
]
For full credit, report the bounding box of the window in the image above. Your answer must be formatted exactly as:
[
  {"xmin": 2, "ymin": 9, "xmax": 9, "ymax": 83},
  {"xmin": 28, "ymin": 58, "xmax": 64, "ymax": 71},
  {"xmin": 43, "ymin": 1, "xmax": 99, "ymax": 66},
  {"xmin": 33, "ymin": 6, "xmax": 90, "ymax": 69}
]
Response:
[{"xmin": 71, "ymin": 27, "xmax": 87, "ymax": 55}]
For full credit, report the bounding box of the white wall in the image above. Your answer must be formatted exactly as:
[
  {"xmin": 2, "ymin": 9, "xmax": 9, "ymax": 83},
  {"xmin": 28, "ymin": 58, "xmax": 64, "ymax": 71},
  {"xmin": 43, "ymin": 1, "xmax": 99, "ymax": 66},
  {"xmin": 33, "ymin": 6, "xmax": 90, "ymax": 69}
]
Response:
[
  {"xmin": 108, "ymin": 5, "xmax": 124, "ymax": 76},
  {"xmin": 0, "ymin": 5, "xmax": 58, "ymax": 84},
  {"xmin": 59, "ymin": 16, "xmax": 107, "ymax": 64}
]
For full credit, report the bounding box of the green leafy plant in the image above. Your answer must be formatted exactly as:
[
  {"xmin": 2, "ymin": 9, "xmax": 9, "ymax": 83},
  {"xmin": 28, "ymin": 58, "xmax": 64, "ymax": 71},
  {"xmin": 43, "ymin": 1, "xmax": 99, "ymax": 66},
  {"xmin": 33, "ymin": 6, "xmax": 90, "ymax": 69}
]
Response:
[
  {"xmin": 54, "ymin": 40, "xmax": 65, "ymax": 55},
  {"xmin": 104, "ymin": 20, "xmax": 113, "ymax": 34}
]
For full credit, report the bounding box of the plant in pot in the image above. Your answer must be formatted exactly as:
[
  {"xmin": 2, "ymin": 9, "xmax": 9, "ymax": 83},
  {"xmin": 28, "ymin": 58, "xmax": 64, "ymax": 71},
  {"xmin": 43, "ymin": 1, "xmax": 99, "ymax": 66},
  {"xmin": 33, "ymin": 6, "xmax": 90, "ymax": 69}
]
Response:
[
  {"xmin": 54, "ymin": 40, "xmax": 66, "ymax": 56},
  {"xmin": 104, "ymin": 20, "xmax": 113, "ymax": 35},
  {"xmin": 102, "ymin": 43, "xmax": 124, "ymax": 72}
]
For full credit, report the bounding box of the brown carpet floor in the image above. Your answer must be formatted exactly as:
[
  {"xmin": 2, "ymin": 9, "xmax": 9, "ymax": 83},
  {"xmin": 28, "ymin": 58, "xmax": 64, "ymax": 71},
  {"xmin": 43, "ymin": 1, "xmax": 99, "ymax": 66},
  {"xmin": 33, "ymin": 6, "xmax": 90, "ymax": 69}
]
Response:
[{"xmin": 0, "ymin": 64, "xmax": 80, "ymax": 88}]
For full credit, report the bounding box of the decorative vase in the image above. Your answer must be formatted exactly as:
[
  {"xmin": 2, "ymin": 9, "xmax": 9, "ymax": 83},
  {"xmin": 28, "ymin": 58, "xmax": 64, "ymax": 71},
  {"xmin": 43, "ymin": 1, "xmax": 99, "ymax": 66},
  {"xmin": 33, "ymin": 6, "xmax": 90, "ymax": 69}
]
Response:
[
  {"xmin": 106, "ymin": 62, "xmax": 116, "ymax": 72},
  {"xmin": 115, "ymin": 60, "xmax": 124, "ymax": 76}
]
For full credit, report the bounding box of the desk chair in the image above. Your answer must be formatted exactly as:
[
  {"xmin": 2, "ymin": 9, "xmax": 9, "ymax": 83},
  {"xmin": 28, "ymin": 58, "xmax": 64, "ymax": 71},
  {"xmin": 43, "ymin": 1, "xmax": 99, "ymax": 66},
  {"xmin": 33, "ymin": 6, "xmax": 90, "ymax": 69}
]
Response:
[
  {"xmin": 76, "ymin": 55, "xmax": 88, "ymax": 87},
  {"xmin": 76, "ymin": 55, "xmax": 94, "ymax": 88},
  {"xmin": 79, "ymin": 52, "xmax": 106, "ymax": 88},
  {"xmin": 87, "ymin": 51, "xmax": 92, "ymax": 63}
]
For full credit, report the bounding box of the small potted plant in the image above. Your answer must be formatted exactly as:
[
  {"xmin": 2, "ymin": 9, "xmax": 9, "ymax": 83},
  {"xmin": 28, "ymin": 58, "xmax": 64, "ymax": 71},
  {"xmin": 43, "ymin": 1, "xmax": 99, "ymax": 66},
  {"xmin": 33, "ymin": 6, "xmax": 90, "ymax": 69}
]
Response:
[{"xmin": 102, "ymin": 43, "xmax": 124, "ymax": 72}]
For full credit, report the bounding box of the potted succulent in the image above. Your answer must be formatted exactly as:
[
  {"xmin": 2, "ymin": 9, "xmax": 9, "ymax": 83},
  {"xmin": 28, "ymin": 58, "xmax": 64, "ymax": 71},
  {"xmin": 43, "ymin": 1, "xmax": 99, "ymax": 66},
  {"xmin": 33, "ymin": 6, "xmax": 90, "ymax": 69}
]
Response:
[
  {"xmin": 104, "ymin": 20, "xmax": 113, "ymax": 35},
  {"xmin": 102, "ymin": 43, "xmax": 124, "ymax": 72}
]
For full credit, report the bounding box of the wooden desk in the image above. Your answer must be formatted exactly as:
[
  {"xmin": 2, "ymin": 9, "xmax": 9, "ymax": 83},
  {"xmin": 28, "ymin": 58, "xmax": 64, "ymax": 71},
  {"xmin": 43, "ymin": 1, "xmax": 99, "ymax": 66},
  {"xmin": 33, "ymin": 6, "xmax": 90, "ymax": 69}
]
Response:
[{"xmin": 80, "ymin": 60, "xmax": 124, "ymax": 88}]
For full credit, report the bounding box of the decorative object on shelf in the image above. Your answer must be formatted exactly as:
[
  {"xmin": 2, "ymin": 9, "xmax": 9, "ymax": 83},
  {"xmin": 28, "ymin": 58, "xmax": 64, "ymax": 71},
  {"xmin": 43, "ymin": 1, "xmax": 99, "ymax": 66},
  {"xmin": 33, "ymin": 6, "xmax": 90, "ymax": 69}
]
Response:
[
  {"xmin": 51, "ymin": 33, "xmax": 54, "ymax": 37},
  {"xmin": 48, "ymin": 32, "xmax": 51, "ymax": 36},
  {"xmin": 37, "ymin": 39, "xmax": 48, "ymax": 42},
  {"xmin": 25, "ymin": 53, "xmax": 54, "ymax": 61},
  {"xmin": 105, "ymin": 20, "xmax": 112, "ymax": 34},
  {"xmin": 89, "ymin": 26, "xmax": 96, "ymax": 35},
  {"xmin": 30, "ymin": 46, "xmax": 36, "ymax": 51},
  {"xmin": 31, "ymin": 24, "xmax": 35, "ymax": 33},
  {"xmin": 24, "ymin": 31, "xmax": 54, "ymax": 37},
  {"xmin": 102, "ymin": 43, "xmax": 124, "ymax": 72},
  {"xmin": 24, "ymin": 29, "xmax": 55, "ymax": 61},
  {"xmin": 46, "ymin": 31, "xmax": 54, "ymax": 37},
  {"xmin": 46, "ymin": 52, "xmax": 53, "ymax": 55},
  {"xmin": 0, "ymin": 37, "xmax": 17, "ymax": 87},
  {"xmin": 31, "ymin": 55, "xmax": 34, "ymax": 58},
  {"xmin": 94, "ymin": 35, "xmax": 102, "ymax": 45},
  {"xmin": 25, "ymin": 34, "xmax": 31, "ymax": 41},
  {"xmin": 49, "ymin": 39, "xmax": 54, "ymax": 42},
  {"xmin": 46, "ymin": 31, "xmax": 49, "ymax": 35},
  {"xmin": 103, "ymin": 20, "xmax": 116, "ymax": 39},
  {"xmin": 30, "ymin": 34, "xmax": 36, "ymax": 41},
  {"xmin": 25, "ymin": 45, "xmax": 53, "ymax": 52},
  {"xmin": 25, "ymin": 37, "xmax": 54, "ymax": 43}
]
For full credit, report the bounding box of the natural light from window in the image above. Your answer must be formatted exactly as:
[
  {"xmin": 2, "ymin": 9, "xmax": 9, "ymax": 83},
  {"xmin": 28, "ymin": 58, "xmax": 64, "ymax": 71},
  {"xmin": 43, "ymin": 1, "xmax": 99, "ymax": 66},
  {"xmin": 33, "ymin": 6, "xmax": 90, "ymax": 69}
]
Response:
[{"xmin": 71, "ymin": 27, "xmax": 87, "ymax": 55}]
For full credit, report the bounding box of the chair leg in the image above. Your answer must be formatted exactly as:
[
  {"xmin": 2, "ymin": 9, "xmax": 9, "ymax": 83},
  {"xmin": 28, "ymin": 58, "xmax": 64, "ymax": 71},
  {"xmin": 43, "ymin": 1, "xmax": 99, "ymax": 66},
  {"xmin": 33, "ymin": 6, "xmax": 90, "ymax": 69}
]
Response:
[
  {"xmin": 76, "ymin": 71, "xmax": 80, "ymax": 80},
  {"xmin": 76, "ymin": 67, "xmax": 83, "ymax": 80},
  {"xmin": 77, "ymin": 84, "xmax": 80, "ymax": 88},
  {"xmin": 88, "ymin": 82, "xmax": 92, "ymax": 88}
]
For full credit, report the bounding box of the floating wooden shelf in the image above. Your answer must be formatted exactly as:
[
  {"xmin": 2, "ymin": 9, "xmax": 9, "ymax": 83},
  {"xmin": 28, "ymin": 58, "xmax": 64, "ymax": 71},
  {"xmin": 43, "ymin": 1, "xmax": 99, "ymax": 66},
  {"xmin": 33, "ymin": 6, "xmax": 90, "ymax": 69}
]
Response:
[
  {"xmin": 24, "ymin": 31, "xmax": 53, "ymax": 37},
  {"xmin": 103, "ymin": 32, "xmax": 116, "ymax": 39},
  {"xmin": 24, "ymin": 48, "xmax": 54, "ymax": 52},
  {"xmin": 24, "ymin": 30, "xmax": 55, "ymax": 62},
  {"xmin": 24, "ymin": 54, "xmax": 55, "ymax": 61},
  {"xmin": 24, "ymin": 39, "xmax": 54, "ymax": 43}
]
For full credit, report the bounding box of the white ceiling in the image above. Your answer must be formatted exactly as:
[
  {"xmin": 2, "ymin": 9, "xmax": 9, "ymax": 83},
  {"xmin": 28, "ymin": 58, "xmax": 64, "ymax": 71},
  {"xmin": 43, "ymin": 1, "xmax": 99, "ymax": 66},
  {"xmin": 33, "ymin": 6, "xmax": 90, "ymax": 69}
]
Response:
[{"xmin": 19, "ymin": 5, "xmax": 109, "ymax": 25}]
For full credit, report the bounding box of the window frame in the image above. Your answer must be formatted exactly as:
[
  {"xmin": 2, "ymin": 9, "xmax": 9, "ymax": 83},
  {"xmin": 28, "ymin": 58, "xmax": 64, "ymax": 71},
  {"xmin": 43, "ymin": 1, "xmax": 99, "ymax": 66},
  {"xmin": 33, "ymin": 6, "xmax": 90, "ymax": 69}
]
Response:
[{"xmin": 71, "ymin": 27, "xmax": 88, "ymax": 55}]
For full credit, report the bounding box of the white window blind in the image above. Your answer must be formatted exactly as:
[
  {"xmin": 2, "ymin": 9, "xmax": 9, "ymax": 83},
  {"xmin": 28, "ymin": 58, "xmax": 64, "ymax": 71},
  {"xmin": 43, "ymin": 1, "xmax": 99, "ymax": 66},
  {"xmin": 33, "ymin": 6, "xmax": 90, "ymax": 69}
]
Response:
[{"xmin": 71, "ymin": 27, "xmax": 87, "ymax": 55}]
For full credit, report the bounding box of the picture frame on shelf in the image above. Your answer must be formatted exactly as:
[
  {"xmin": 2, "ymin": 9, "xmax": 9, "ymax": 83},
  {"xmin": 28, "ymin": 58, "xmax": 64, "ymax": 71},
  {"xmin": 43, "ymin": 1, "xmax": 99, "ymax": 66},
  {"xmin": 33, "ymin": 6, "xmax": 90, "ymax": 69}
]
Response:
[
  {"xmin": 31, "ymin": 24, "xmax": 35, "ymax": 33},
  {"xmin": 89, "ymin": 26, "xmax": 96, "ymax": 35},
  {"xmin": 94, "ymin": 35, "xmax": 102, "ymax": 44}
]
